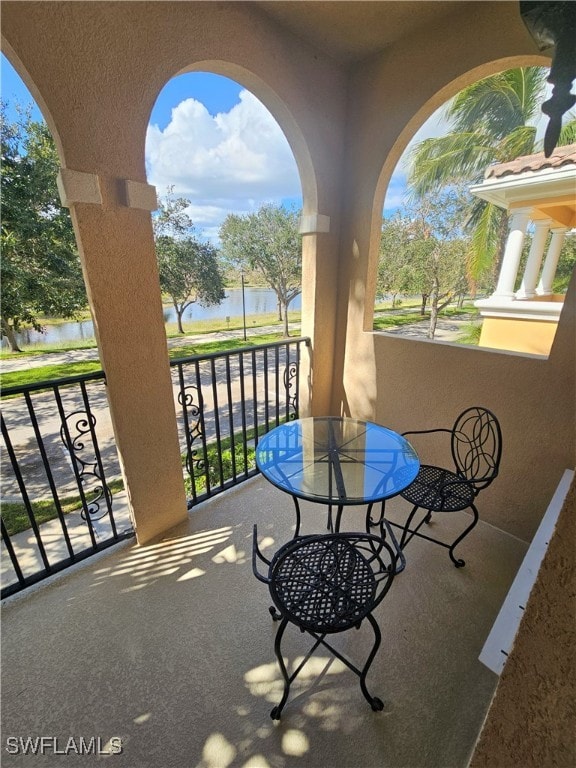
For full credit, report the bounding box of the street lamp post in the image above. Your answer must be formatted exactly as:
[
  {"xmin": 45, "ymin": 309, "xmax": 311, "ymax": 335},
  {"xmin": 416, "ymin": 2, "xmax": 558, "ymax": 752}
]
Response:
[{"xmin": 241, "ymin": 269, "xmax": 247, "ymax": 341}]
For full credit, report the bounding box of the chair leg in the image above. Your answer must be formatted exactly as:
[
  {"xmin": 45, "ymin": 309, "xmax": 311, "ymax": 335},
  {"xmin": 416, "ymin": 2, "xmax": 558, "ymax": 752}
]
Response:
[
  {"xmin": 269, "ymin": 605, "xmax": 282, "ymax": 621},
  {"xmin": 270, "ymin": 617, "xmax": 291, "ymax": 720},
  {"xmin": 359, "ymin": 613, "xmax": 384, "ymax": 711},
  {"xmin": 448, "ymin": 503, "xmax": 479, "ymax": 568},
  {"xmin": 400, "ymin": 504, "xmax": 420, "ymax": 549}
]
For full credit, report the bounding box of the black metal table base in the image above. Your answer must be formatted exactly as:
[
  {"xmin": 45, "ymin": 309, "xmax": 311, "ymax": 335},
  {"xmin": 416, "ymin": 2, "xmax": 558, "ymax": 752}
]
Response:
[
  {"xmin": 366, "ymin": 502, "xmax": 406, "ymax": 574},
  {"xmin": 384, "ymin": 504, "xmax": 480, "ymax": 568},
  {"xmin": 290, "ymin": 497, "xmax": 406, "ymax": 574}
]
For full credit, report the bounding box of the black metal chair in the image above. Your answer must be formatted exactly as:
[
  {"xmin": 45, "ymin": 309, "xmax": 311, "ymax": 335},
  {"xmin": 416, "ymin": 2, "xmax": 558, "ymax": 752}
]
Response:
[
  {"xmin": 395, "ymin": 406, "xmax": 502, "ymax": 567},
  {"xmin": 252, "ymin": 526, "xmax": 397, "ymax": 719}
]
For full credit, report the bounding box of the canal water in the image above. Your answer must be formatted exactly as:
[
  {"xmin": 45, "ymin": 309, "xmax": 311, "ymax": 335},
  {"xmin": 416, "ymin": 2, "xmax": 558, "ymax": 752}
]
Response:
[{"xmin": 6, "ymin": 287, "xmax": 302, "ymax": 347}]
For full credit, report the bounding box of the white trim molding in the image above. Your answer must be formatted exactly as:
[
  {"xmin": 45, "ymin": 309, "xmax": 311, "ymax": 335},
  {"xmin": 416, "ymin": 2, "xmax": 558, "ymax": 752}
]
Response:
[
  {"xmin": 479, "ymin": 469, "xmax": 574, "ymax": 675},
  {"xmin": 475, "ymin": 296, "xmax": 564, "ymax": 322}
]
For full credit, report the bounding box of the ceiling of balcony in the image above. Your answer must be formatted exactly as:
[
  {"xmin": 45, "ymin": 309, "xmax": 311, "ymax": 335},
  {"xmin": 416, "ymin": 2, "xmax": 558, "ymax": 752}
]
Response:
[{"xmin": 256, "ymin": 1, "xmax": 467, "ymax": 64}]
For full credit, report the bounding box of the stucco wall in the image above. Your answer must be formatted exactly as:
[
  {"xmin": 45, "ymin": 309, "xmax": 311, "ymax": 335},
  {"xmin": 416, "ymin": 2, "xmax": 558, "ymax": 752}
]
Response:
[
  {"xmin": 1, "ymin": 0, "xmax": 349, "ymax": 539},
  {"xmin": 469, "ymin": 476, "xmax": 576, "ymax": 767},
  {"xmin": 5, "ymin": 2, "xmax": 569, "ymax": 545},
  {"xmin": 334, "ymin": 1, "xmax": 575, "ymax": 543},
  {"xmin": 368, "ymin": 275, "xmax": 575, "ymax": 543}
]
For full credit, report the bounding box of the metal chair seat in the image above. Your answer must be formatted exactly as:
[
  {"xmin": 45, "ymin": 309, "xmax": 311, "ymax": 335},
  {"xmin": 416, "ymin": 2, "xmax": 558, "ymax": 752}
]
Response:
[
  {"xmin": 269, "ymin": 536, "xmax": 378, "ymax": 634},
  {"xmin": 401, "ymin": 465, "xmax": 475, "ymax": 512},
  {"xmin": 253, "ymin": 527, "xmax": 397, "ymax": 719}
]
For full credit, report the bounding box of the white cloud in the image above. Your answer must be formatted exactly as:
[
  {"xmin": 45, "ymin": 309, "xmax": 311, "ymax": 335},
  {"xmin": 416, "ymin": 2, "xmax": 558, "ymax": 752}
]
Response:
[{"xmin": 146, "ymin": 90, "xmax": 301, "ymax": 241}]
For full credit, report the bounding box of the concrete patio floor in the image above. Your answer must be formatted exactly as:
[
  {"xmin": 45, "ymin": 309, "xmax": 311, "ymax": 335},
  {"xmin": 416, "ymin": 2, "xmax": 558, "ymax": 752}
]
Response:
[{"xmin": 1, "ymin": 476, "xmax": 528, "ymax": 768}]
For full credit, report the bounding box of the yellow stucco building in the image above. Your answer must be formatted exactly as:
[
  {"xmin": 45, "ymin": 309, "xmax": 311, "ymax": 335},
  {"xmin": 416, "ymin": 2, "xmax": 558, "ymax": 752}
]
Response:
[{"xmin": 472, "ymin": 143, "xmax": 575, "ymax": 355}]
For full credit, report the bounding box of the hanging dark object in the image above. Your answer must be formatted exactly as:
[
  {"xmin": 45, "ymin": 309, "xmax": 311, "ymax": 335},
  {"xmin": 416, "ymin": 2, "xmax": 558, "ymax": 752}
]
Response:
[{"xmin": 520, "ymin": 1, "xmax": 576, "ymax": 156}]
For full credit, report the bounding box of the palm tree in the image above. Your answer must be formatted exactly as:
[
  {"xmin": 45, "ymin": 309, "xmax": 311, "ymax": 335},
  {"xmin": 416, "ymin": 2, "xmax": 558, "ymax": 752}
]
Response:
[{"xmin": 407, "ymin": 67, "xmax": 576, "ymax": 289}]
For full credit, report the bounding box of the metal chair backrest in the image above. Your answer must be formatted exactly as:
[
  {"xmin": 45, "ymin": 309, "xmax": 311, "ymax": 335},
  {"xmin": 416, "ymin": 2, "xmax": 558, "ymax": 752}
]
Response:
[{"xmin": 450, "ymin": 406, "xmax": 502, "ymax": 492}]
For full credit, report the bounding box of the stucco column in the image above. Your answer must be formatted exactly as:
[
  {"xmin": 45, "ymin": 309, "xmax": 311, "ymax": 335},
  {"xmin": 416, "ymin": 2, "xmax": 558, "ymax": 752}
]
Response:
[
  {"xmin": 299, "ymin": 214, "xmax": 338, "ymax": 417},
  {"xmin": 516, "ymin": 219, "xmax": 551, "ymax": 299},
  {"xmin": 537, "ymin": 227, "xmax": 567, "ymax": 295},
  {"xmin": 493, "ymin": 208, "xmax": 531, "ymax": 299},
  {"xmin": 58, "ymin": 169, "xmax": 188, "ymax": 544}
]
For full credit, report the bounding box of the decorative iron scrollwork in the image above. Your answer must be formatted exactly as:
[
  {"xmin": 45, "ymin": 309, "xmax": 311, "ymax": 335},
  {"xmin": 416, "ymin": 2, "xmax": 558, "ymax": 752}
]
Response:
[
  {"xmin": 283, "ymin": 362, "xmax": 299, "ymax": 420},
  {"xmin": 59, "ymin": 411, "xmax": 112, "ymax": 521},
  {"xmin": 178, "ymin": 384, "xmax": 206, "ymax": 478}
]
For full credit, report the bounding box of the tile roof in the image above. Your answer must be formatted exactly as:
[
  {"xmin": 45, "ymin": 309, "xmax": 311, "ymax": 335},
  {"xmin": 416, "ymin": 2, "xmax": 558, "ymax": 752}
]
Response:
[{"xmin": 485, "ymin": 143, "xmax": 576, "ymax": 179}]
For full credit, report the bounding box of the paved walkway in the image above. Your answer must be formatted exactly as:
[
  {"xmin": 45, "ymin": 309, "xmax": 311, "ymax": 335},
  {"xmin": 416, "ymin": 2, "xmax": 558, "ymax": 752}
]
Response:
[
  {"xmin": 0, "ymin": 323, "xmax": 301, "ymax": 373},
  {"xmin": 380, "ymin": 316, "xmax": 476, "ymax": 342},
  {"xmin": 1, "ymin": 315, "xmax": 477, "ymax": 374}
]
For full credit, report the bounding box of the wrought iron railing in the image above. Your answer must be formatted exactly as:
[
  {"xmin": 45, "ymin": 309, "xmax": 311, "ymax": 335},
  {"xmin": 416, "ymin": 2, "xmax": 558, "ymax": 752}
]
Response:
[
  {"xmin": 171, "ymin": 337, "xmax": 309, "ymax": 505},
  {"xmin": 1, "ymin": 336, "xmax": 310, "ymax": 598},
  {"xmin": 1, "ymin": 371, "xmax": 130, "ymax": 599}
]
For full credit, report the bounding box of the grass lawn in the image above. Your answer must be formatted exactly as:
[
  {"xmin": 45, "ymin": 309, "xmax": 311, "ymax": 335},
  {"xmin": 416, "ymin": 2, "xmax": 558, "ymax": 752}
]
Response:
[
  {"xmin": 2, "ymin": 478, "xmax": 125, "ymax": 537},
  {"xmin": 373, "ymin": 304, "xmax": 479, "ymax": 333},
  {"xmin": 0, "ymin": 309, "xmax": 300, "ymax": 360},
  {"xmin": 1, "ymin": 302, "xmax": 479, "ymax": 388},
  {"xmin": 167, "ymin": 332, "xmax": 287, "ymax": 360},
  {"xmin": 1, "ymin": 333, "xmax": 291, "ymax": 389},
  {"xmin": 1, "ymin": 361, "xmax": 104, "ymax": 391}
]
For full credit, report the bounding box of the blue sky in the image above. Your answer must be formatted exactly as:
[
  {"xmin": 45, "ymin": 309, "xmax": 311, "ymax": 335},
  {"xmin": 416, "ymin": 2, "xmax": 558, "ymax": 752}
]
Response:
[{"xmin": 1, "ymin": 53, "xmax": 446, "ymax": 241}]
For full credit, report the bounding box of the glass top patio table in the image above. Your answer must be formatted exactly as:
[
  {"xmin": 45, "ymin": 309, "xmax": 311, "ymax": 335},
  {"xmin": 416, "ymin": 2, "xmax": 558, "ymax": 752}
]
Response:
[{"xmin": 255, "ymin": 417, "xmax": 420, "ymax": 534}]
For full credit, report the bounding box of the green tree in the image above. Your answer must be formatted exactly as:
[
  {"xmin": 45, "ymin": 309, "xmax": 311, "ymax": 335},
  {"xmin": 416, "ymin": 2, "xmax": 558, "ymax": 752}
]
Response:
[
  {"xmin": 377, "ymin": 215, "xmax": 416, "ymax": 307},
  {"xmin": 1, "ymin": 105, "xmax": 87, "ymax": 352},
  {"xmin": 153, "ymin": 187, "xmax": 194, "ymax": 239},
  {"xmin": 407, "ymin": 67, "xmax": 576, "ymax": 289},
  {"xmin": 153, "ymin": 189, "xmax": 225, "ymax": 334},
  {"xmin": 553, "ymin": 234, "xmax": 576, "ymax": 293},
  {"xmin": 156, "ymin": 236, "xmax": 225, "ymax": 334},
  {"xmin": 219, "ymin": 204, "xmax": 302, "ymax": 337},
  {"xmin": 382, "ymin": 190, "xmax": 469, "ymax": 338}
]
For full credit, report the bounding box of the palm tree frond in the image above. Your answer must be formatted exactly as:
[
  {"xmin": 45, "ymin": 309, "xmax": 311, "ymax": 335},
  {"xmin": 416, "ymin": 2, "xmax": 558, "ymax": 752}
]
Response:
[
  {"xmin": 556, "ymin": 116, "xmax": 576, "ymax": 146},
  {"xmin": 407, "ymin": 133, "xmax": 497, "ymax": 197},
  {"xmin": 468, "ymin": 202, "xmax": 501, "ymax": 283},
  {"xmin": 496, "ymin": 125, "xmax": 538, "ymax": 161},
  {"xmin": 449, "ymin": 67, "xmax": 547, "ymax": 138}
]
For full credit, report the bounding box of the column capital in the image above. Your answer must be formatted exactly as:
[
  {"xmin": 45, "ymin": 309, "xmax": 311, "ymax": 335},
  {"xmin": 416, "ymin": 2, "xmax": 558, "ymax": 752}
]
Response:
[{"xmin": 509, "ymin": 207, "xmax": 532, "ymax": 222}]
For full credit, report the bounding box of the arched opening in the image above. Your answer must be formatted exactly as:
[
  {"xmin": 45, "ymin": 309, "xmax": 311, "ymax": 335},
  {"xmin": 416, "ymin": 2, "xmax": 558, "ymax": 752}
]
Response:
[
  {"xmin": 143, "ymin": 68, "xmax": 316, "ymax": 508},
  {"xmin": 0, "ymin": 53, "xmax": 89, "ymax": 353},
  {"xmin": 372, "ymin": 62, "xmax": 575, "ymax": 357},
  {"xmin": 145, "ymin": 69, "xmax": 305, "ymax": 340}
]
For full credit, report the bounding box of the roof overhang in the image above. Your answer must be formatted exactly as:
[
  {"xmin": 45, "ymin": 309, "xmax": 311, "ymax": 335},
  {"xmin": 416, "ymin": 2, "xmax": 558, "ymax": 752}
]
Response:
[{"xmin": 470, "ymin": 165, "xmax": 576, "ymax": 227}]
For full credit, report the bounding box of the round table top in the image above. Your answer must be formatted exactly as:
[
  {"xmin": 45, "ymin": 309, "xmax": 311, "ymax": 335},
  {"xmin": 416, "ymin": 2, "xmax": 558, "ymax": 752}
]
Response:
[{"xmin": 255, "ymin": 416, "xmax": 419, "ymax": 506}]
